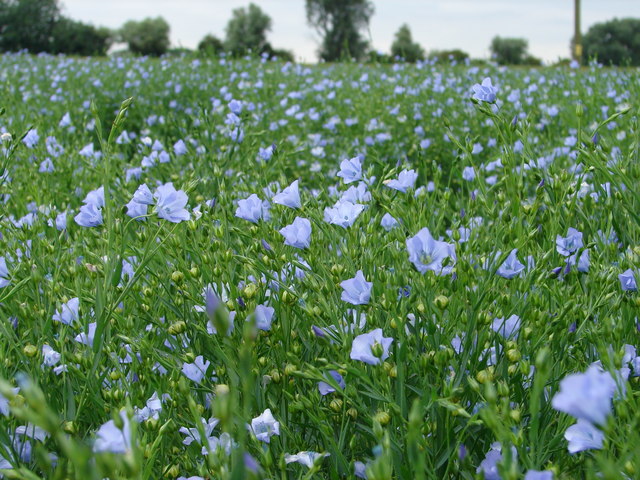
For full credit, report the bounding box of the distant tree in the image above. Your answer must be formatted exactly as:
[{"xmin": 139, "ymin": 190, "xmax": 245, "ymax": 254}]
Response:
[
  {"xmin": 224, "ymin": 3, "xmax": 272, "ymax": 56},
  {"xmin": 428, "ymin": 49, "xmax": 470, "ymax": 64},
  {"xmin": 490, "ymin": 36, "xmax": 529, "ymax": 65},
  {"xmin": 198, "ymin": 34, "xmax": 224, "ymax": 56},
  {"xmin": 581, "ymin": 18, "xmax": 640, "ymax": 66},
  {"xmin": 0, "ymin": 0, "xmax": 60, "ymax": 52},
  {"xmin": 305, "ymin": 0, "xmax": 374, "ymax": 62},
  {"xmin": 390, "ymin": 24, "xmax": 424, "ymax": 62},
  {"xmin": 51, "ymin": 18, "xmax": 112, "ymax": 56},
  {"xmin": 120, "ymin": 17, "xmax": 170, "ymax": 56}
]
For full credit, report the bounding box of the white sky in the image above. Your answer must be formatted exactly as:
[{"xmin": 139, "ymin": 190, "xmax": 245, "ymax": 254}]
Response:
[{"xmin": 61, "ymin": 0, "xmax": 640, "ymax": 63}]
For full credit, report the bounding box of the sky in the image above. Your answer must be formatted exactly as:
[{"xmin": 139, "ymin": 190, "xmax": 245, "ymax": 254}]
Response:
[{"xmin": 61, "ymin": 0, "xmax": 639, "ymax": 63}]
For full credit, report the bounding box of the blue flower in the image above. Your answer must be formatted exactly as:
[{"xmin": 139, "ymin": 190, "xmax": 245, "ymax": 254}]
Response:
[
  {"xmin": 491, "ymin": 315, "xmax": 521, "ymax": 339},
  {"xmin": 254, "ymin": 304, "xmax": 275, "ymax": 331},
  {"xmin": 551, "ymin": 365, "xmax": 616, "ymax": 425},
  {"xmin": 619, "ymin": 268, "xmax": 637, "ymax": 291},
  {"xmin": 324, "ymin": 200, "xmax": 365, "ymax": 228},
  {"xmin": 132, "ymin": 184, "xmax": 154, "ymax": 205},
  {"xmin": 336, "ymin": 157, "xmax": 362, "ymax": 184},
  {"xmin": 52, "ymin": 297, "xmax": 79, "ymax": 325},
  {"xmin": 236, "ymin": 194, "xmax": 269, "ymax": 223},
  {"xmin": 564, "ymin": 419, "xmax": 603, "ymax": 454},
  {"xmin": 380, "ymin": 213, "xmax": 399, "ymax": 231},
  {"xmin": 250, "ymin": 408, "xmax": 279, "ymax": 443},
  {"xmin": 273, "ymin": 180, "xmax": 301, "ymax": 209},
  {"xmin": 556, "ymin": 228, "xmax": 583, "ymax": 256},
  {"xmin": 340, "ymin": 270, "xmax": 372, "ymax": 305},
  {"xmin": 525, "ymin": 470, "xmax": 554, "ymax": 480},
  {"xmin": 462, "ymin": 166, "xmax": 476, "ymax": 181},
  {"xmin": 384, "ymin": 169, "xmax": 418, "ymax": 193},
  {"xmin": 350, "ymin": 329, "xmax": 393, "ymax": 365},
  {"xmin": 279, "ymin": 217, "xmax": 311, "ymax": 249},
  {"xmin": 94, "ymin": 410, "xmax": 133, "ymax": 454},
  {"xmin": 318, "ymin": 370, "xmax": 345, "ymax": 395},
  {"xmin": 472, "ymin": 77, "xmax": 498, "ymax": 103},
  {"xmin": 406, "ymin": 227, "xmax": 456, "ymax": 275},
  {"xmin": 125, "ymin": 199, "xmax": 148, "ymax": 220},
  {"xmin": 285, "ymin": 451, "xmax": 329, "ymax": 468},
  {"xmin": 182, "ymin": 355, "xmax": 211, "ymax": 384},
  {"xmin": 0, "ymin": 257, "xmax": 9, "ymax": 288},
  {"xmin": 74, "ymin": 186, "xmax": 105, "ymax": 227},
  {"xmin": 496, "ymin": 249, "xmax": 525, "ymax": 279},
  {"xmin": 153, "ymin": 183, "xmax": 190, "ymax": 223}
]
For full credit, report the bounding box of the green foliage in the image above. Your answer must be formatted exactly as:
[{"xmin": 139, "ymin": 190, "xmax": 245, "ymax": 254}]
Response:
[
  {"xmin": 305, "ymin": 0, "xmax": 374, "ymax": 62},
  {"xmin": 390, "ymin": 24, "xmax": 424, "ymax": 63},
  {"xmin": 428, "ymin": 49, "xmax": 469, "ymax": 64},
  {"xmin": 582, "ymin": 18, "xmax": 640, "ymax": 66},
  {"xmin": 224, "ymin": 3, "xmax": 272, "ymax": 56},
  {"xmin": 0, "ymin": 0, "xmax": 60, "ymax": 53},
  {"xmin": 51, "ymin": 18, "xmax": 112, "ymax": 56},
  {"xmin": 198, "ymin": 34, "xmax": 224, "ymax": 56},
  {"xmin": 119, "ymin": 17, "xmax": 170, "ymax": 57},
  {"xmin": 490, "ymin": 36, "xmax": 531, "ymax": 65}
]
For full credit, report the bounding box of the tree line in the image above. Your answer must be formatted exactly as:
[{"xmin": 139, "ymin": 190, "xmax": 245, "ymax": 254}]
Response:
[{"xmin": 0, "ymin": 0, "xmax": 638, "ymax": 66}]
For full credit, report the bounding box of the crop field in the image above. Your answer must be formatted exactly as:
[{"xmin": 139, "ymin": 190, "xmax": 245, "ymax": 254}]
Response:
[{"xmin": 0, "ymin": 52, "xmax": 639, "ymax": 479}]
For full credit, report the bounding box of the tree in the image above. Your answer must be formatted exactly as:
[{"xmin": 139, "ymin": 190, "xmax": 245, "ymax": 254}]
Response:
[
  {"xmin": 0, "ymin": 0, "xmax": 60, "ymax": 53},
  {"xmin": 120, "ymin": 17, "xmax": 170, "ymax": 56},
  {"xmin": 305, "ymin": 0, "xmax": 374, "ymax": 62},
  {"xmin": 224, "ymin": 3, "xmax": 271, "ymax": 56},
  {"xmin": 198, "ymin": 34, "xmax": 224, "ymax": 56},
  {"xmin": 51, "ymin": 18, "xmax": 112, "ymax": 56},
  {"xmin": 490, "ymin": 36, "xmax": 530, "ymax": 65},
  {"xmin": 390, "ymin": 24, "xmax": 424, "ymax": 62},
  {"xmin": 581, "ymin": 18, "xmax": 640, "ymax": 66}
]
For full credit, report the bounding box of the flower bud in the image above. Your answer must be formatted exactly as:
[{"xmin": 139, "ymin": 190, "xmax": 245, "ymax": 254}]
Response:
[{"xmin": 434, "ymin": 295, "xmax": 449, "ymax": 310}]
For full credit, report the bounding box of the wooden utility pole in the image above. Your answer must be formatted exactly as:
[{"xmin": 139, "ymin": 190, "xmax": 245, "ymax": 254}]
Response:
[{"xmin": 574, "ymin": 0, "xmax": 582, "ymax": 62}]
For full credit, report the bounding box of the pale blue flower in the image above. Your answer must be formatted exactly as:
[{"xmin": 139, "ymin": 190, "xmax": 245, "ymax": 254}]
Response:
[
  {"xmin": 564, "ymin": 419, "xmax": 604, "ymax": 454},
  {"xmin": 254, "ymin": 304, "xmax": 275, "ymax": 331},
  {"xmin": 154, "ymin": 183, "xmax": 190, "ymax": 223},
  {"xmin": 173, "ymin": 139, "xmax": 187, "ymax": 156},
  {"xmin": 525, "ymin": 470, "xmax": 554, "ymax": 480},
  {"xmin": 337, "ymin": 157, "xmax": 362, "ymax": 184},
  {"xmin": 384, "ymin": 169, "xmax": 418, "ymax": 193},
  {"xmin": 133, "ymin": 184, "xmax": 154, "ymax": 205},
  {"xmin": 179, "ymin": 417, "xmax": 220, "ymax": 446},
  {"xmin": 380, "ymin": 213, "xmax": 399, "ymax": 231},
  {"xmin": 318, "ymin": 370, "xmax": 345, "ymax": 395},
  {"xmin": 236, "ymin": 194, "xmax": 269, "ymax": 223},
  {"xmin": 497, "ymin": 249, "xmax": 525, "ymax": 279},
  {"xmin": 472, "ymin": 77, "xmax": 498, "ymax": 103},
  {"xmin": 350, "ymin": 328, "xmax": 393, "ymax": 365},
  {"xmin": 0, "ymin": 257, "xmax": 9, "ymax": 288},
  {"xmin": 22, "ymin": 129, "xmax": 39, "ymax": 148},
  {"xmin": 279, "ymin": 217, "xmax": 311, "ymax": 249},
  {"xmin": 551, "ymin": 365, "xmax": 616, "ymax": 425},
  {"xmin": 52, "ymin": 297, "xmax": 79, "ymax": 325},
  {"xmin": 340, "ymin": 270, "xmax": 372, "ymax": 305},
  {"xmin": 182, "ymin": 355, "xmax": 211, "ymax": 384},
  {"xmin": 491, "ymin": 315, "xmax": 521, "ymax": 339},
  {"xmin": 556, "ymin": 228, "xmax": 583, "ymax": 256},
  {"xmin": 273, "ymin": 180, "xmax": 301, "ymax": 209},
  {"xmin": 285, "ymin": 451, "xmax": 329, "ymax": 468},
  {"xmin": 74, "ymin": 202, "xmax": 103, "ymax": 227},
  {"xmin": 94, "ymin": 410, "xmax": 133, "ymax": 454},
  {"xmin": 39, "ymin": 158, "xmax": 54, "ymax": 173},
  {"xmin": 324, "ymin": 200, "xmax": 365, "ymax": 228},
  {"xmin": 462, "ymin": 166, "xmax": 475, "ymax": 181},
  {"xmin": 619, "ymin": 269, "xmax": 637, "ymax": 291},
  {"xmin": 125, "ymin": 199, "xmax": 148, "ymax": 220},
  {"xmin": 406, "ymin": 227, "xmax": 456, "ymax": 275},
  {"xmin": 250, "ymin": 408, "xmax": 279, "ymax": 443}
]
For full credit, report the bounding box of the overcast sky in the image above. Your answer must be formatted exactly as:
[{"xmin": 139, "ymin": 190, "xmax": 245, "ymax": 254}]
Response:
[{"xmin": 61, "ymin": 0, "xmax": 639, "ymax": 63}]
